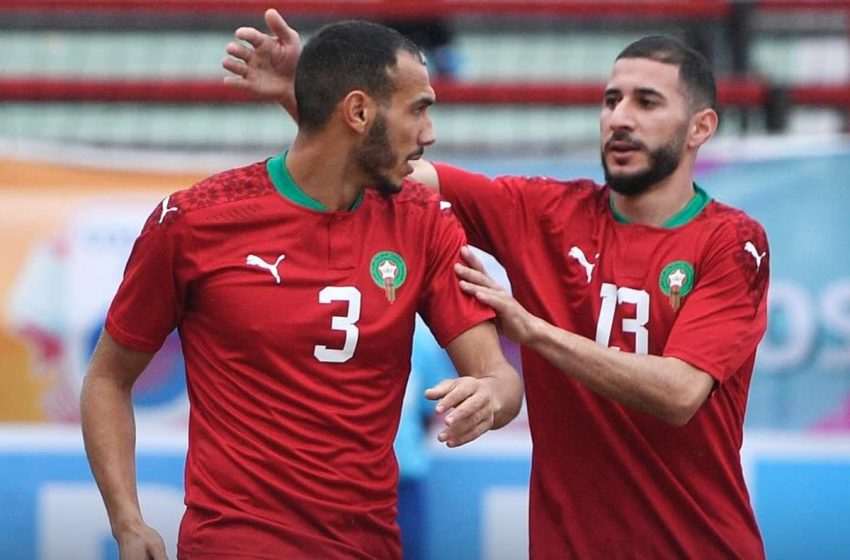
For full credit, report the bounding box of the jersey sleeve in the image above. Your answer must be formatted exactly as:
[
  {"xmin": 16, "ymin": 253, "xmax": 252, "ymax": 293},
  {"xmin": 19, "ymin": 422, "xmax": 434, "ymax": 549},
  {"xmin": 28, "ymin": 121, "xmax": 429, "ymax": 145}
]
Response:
[
  {"xmin": 416, "ymin": 202, "xmax": 495, "ymax": 348},
  {"xmin": 434, "ymin": 163, "xmax": 543, "ymax": 261},
  {"xmin": 663, "ymin": 219, "xmax": 770, "ymax": 383},
  {"xmin": 105, "ymin": 202, "xmax": 186, "ymax": 353}
]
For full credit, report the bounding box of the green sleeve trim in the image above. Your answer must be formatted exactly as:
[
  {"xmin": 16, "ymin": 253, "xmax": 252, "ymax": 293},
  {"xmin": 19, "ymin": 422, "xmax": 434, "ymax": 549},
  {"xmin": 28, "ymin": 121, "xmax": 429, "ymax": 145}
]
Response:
[
  {"xmin": 609, "ymin": 184, "xmax": 712, "ymax": 228},
  {"xmin": 266, "ymin": 149, "xmax": 364, "ymax": 212}
]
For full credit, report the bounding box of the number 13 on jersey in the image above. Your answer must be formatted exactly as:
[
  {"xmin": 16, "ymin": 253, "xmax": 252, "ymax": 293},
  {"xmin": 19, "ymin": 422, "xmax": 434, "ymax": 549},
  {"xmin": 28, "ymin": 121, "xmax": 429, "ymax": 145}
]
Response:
[{"xmin": 596, "ymin": 282, "xmax": 649, "ymax": 354}]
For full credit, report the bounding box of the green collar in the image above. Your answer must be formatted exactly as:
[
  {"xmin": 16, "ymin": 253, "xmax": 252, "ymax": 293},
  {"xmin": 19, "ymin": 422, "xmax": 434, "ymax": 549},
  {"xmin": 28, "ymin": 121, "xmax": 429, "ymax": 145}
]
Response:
[
  {"xmin": 266, "ymin": 149, "xmax": 364, "ymax": 212},
  {"xmin": 609, "ymin": 184, "xmax": 711, "ymax": 228}
]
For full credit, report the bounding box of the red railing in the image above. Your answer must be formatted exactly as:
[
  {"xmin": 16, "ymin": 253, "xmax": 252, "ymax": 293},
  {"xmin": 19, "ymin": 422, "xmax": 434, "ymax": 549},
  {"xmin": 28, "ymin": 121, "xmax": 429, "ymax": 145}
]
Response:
[
  {"xmin": 0, "ymin": 1, "xmax": 847, "ymax": 116},
  {"xmin": 0, "ymin": 77, "xmax": 773, "ymax": 107},
  {"xmin": 757, "ymin": 0, "xmax": 850, "ymax": 10},
  {"xmin": 790, "ymin": 84, "xmax": 850, "ymax": 109},
  {"xmin": 0, "ymin": 0, "xmax": 732, "ymax": 18},
  {"xmin": 3, "ymin": 0, "xmax": 849, "ymax": 17}
]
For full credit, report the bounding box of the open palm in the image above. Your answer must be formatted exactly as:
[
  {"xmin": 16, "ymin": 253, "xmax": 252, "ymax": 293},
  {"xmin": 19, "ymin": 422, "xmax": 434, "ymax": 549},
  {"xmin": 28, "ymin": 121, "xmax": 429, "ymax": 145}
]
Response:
[{"xmin": 223, "ymin": 9, "xmax": 300, "ymax": 103}]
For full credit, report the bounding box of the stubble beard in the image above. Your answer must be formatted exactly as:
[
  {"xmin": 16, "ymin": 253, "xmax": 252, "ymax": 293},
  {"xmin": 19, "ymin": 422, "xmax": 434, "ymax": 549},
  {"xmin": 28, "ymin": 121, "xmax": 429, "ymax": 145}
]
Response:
[
  {"xmin": 354, "ymin": 111, "xmax": 403, "ymax": 197},
  {"xmin": 601, "ymin": 127, "xmax": 687, "ymax": 196}
]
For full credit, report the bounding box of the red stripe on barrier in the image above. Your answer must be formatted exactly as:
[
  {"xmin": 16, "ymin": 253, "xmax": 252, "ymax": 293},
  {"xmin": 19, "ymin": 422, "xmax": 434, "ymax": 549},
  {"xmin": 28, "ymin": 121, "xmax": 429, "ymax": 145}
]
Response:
[
  {"xmin": 0, "ymin": 0, "xmax": 730, "ymax": 18},
  {"xmin": 0, "ymin": 77, "xmax": 772, "ymax": 107},
  {"xmin": 757, "ymin": 1, "xmax": 850, "ymax": 11},
  {"xmin": 790, "ymin": 84, "xmax": 850, "ymax": 108},
  {"xmin": 0, "ymin": 78, "xmax": 256, "ymax": 103}
]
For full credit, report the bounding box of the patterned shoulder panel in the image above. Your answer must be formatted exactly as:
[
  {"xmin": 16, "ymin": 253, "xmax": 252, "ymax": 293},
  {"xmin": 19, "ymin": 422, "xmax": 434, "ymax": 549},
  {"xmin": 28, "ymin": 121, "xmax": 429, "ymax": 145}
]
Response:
[
  {"xmin": 513, "ymin": 174, "xmax": 572, "ymax": 186},
  {"xmin": 521, "ymin": 176, "xmax": 606, "ymax": 224},
  {"xmin": 394, "ymin": 179, "xmax": 441, "ymax": 207},
  {"xmin": 401, "ymin": 180, "xmax": 461, "ymax": 225},
  {"xmin": 708, "ymin": 201, "xmax": 770, "ymax": 303},
  {"xmin": 509, "ymin": 174, "xmax": 598, "ymax": 189},
  {"xmin": 361, "ymin": 180, "xmax": 446, "ymax": 215},
  {"xmin": 140, "ymin": 161, "xmax": 274, "ymax": 234},
  {"xmin": 571, "ymin": 178, "xmax": 609, "ymax": 211},
  {"xmin": 511, "ymin": 175, "xmax": 602, "ymax": 199}
]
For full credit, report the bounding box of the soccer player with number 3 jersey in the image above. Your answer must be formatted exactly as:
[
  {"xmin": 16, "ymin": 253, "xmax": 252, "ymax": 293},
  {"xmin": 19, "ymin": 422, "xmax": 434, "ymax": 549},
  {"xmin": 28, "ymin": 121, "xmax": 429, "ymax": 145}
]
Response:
[
  {"xmin": 81, "ymin": 21, "xmax": 522, "ymax": 560},
  {"xmin": 225, "ymin": 12, "xmax": 770, "ymax": 559}
]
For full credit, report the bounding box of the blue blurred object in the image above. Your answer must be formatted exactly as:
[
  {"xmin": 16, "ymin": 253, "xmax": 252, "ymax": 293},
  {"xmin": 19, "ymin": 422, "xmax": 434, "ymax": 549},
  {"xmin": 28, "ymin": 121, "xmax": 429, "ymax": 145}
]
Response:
[
  {"xmin": 394, "ymin": 315, "xmax": 455, "ymax": 481},
  {"xmin": 395, "ymin": 315, "xmax": 456, "ymax": 560},
  {"xmin": 754, "ymin": 457, "xmax": 850, "ymax": 560}
]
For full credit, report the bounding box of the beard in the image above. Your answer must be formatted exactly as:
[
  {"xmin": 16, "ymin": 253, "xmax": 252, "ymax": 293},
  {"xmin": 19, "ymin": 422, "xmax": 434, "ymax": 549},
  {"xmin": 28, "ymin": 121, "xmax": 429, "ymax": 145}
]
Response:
[
  {"xmin": 353, "ymin": 111, "xmax": 403, "ymax": 197},
  {"xmin": 601, "ymin": 127, "xmax": 687, "ymax": 196}
]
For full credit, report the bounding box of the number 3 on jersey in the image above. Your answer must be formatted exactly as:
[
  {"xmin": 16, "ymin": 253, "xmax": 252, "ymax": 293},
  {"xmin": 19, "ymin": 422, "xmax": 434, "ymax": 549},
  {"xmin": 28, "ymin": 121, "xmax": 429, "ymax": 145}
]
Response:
[
  {"xmin": 314, "ymin": 286, "xmax": 361, "ymax": 363},
  {"xmin": 596, "ymin": 282, "xmax": 649, "ymax": 354}
]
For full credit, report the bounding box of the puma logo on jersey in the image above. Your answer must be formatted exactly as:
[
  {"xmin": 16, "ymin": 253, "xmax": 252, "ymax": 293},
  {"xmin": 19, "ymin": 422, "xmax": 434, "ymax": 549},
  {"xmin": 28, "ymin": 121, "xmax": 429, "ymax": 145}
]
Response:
[
  {"xmin": 439, "ymin": 200, "xmax": 452, "ymax": 211},
  {"xmin": 743, "ymin": 241, "xmax": 767, "ymax": 271},
  {"xmin": 569, "ymin": 246, "xmax": 598, "ymax": 284},
  {"xmin": 246, "ymin": 254, "xmax": 286, "ymax": 284},
  {"xmin": 158, "ymin": 196, "xmax": 179, "ymax": 224}
]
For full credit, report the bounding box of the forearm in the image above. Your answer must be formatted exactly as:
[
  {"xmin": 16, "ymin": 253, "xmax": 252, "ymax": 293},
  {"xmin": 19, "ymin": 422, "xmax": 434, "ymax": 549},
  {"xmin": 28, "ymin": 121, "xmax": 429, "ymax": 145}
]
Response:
[
  {"xmin": 436, "ymin": 320, "xmax": 523, "ymax": 444},
  {"xmin": 80, "ymin": 373, "xmax": 144, "ymax": 536},
  {"xmin": 478, "ymin": 359, "xmax": 523, "ymax": 429},
  {"xmin": 410, "ymin": 159, "xmax": 440, "ymax": 190},
  {"xmin": 525, "ymin": 317, "xmax": 712, "ymax": 426},
  {"xmin": 455, "ymin": 251, "xmax": 713, "ymax": 425}
]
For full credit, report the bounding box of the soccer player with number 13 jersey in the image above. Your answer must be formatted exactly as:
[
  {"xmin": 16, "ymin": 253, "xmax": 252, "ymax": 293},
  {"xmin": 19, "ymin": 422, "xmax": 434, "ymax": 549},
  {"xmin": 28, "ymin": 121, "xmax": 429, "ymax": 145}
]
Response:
[{"xmin": 223, "ymin": 14, "xmax": 770, "ymax": 558}]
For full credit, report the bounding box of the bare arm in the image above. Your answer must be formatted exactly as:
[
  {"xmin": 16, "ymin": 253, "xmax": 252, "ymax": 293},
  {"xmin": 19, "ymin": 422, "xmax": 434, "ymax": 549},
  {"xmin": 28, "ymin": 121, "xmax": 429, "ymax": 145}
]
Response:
[
  {"xmin": 80, "ymin": 330, "xmax": 168, "ymax": 559},
  {"xmin": 410, "ymin": 160, "xmax": 440, "ymax": 190},
  {"xmin": 456, "ymin": 247, "xmax": 714, "ymax": 426},
  {"xmin": 425, "ymin": 321, "xmax": 523, "ymax": 447}
]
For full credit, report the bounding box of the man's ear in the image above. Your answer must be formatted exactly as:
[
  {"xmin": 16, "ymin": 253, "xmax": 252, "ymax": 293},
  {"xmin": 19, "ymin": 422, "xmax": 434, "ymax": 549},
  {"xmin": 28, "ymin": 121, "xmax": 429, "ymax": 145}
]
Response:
[
  {"xmin": 688, "ymin": 108, "xmax": 718, "ymax": 149},
  {"xmin": 341, "ymin": 90, "xmax": 375, "ymax": 134}
]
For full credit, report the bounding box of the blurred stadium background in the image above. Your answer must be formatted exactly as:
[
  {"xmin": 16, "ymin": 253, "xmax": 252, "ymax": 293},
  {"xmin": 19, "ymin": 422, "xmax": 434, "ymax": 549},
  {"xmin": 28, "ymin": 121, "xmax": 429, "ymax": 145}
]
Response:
[{"xmin": 1, "ymin": 1, "xmax": 849, "ymax": 559}]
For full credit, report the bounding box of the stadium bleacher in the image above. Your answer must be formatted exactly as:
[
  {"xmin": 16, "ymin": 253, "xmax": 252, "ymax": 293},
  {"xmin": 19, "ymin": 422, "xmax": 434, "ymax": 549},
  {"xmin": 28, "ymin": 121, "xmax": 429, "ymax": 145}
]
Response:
[{"xmin": 1, "ymin": 0, "xmax": 849, "ymax": 152}]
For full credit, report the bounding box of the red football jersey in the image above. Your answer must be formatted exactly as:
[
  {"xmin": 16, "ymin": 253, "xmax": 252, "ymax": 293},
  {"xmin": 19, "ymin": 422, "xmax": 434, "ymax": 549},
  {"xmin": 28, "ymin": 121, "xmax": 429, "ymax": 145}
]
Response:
[
  {"xmin": 106, "ymin": 155, "xmax": 494, "ymax": 560},
  {"xmin": 437, "ymin": 163, "xmax": 769, "ymax": 559}
]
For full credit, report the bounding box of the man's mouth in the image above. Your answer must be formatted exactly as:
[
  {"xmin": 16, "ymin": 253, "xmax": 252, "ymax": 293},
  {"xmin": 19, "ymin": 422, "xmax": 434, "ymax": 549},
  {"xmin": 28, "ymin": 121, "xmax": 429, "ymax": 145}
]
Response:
[
  {"xmin": 605, "ymin": 138, "xmax": 642, "ymax": 153},
  {"xmin": 399, "ymin": 149, "xmax": 425, "ymax": 177}
]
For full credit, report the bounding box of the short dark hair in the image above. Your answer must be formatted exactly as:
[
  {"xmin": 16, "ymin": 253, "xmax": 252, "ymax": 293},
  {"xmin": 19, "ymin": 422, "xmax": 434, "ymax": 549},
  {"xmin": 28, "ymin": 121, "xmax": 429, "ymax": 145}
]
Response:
[
  {"xmin": 295, "ymin": 20, "xmax": 425, "ymax": 131},
  {"xmin": 616, "ymin": 35, "xmax": 717, "ymax": 112}
]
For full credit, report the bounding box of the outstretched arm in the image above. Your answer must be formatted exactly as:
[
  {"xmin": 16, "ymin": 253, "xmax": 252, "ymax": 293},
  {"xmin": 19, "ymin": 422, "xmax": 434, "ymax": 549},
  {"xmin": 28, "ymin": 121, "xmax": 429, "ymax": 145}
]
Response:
[
  {"xmin": 455, "ymin": 247, "xmax": 714, "ymax": 427},
  {"xmin": 425, "ymin": 320, "xmax": 523, "ymax": 447},
  {"xmin": 81, "ymin": 331, "xmax": 168, "ymax": 560}
]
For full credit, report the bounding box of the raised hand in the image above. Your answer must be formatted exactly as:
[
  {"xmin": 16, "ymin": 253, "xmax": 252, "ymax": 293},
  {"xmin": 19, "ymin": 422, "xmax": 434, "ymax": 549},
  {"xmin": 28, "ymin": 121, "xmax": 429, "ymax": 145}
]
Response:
[{"xmin": 223, "ymin": 8, "xmax": 300, "ymax": 114}]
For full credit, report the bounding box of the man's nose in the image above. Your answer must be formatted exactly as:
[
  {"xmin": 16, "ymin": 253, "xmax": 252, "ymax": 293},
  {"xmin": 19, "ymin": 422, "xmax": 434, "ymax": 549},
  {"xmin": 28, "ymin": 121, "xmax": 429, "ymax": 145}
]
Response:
[
  {"xmin": 420, "ymin": 117, "xmax": 436, "ymax": 146},
  {"xmin": 608, "ymin": 100, "xmax": 635, "ymax": 130}
]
